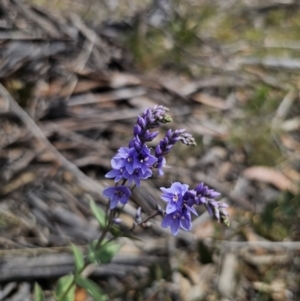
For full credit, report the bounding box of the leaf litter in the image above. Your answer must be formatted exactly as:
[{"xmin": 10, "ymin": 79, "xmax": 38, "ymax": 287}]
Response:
[{"xmin": 0, "ymin": 0, "xmax": 300, "ymax": 300}]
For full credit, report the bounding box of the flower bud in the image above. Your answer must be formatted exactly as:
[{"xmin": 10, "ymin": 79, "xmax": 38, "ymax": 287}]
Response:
[
  {"xmin": 134, "ymin": 124, "xmax": 142, "ymax": 135},
  {"xmin": 135, "ymin": 207, "xmax": 142, "ymax": 224},
  {"xmin": 113, "ymin": 218, "xmax": 122, "ymax": 224}
]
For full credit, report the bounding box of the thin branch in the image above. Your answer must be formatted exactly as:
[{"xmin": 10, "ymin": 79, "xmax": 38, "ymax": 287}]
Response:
[
  {"xmin": 0, "ymin": 83, "xmax": 136, "ymax": 217},
  {"xmin": 210, "ymin": 240, "xmax": 300, "ymax": 251}
]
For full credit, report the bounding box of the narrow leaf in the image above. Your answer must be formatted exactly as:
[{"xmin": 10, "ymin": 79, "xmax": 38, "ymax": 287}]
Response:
[
  {"xmin": 71, "ymin": 244, "xmax": 84, "ymax": 274},
  {"xmin": 87, "ymin": 245, "xmax": 96, "ymax": 263},
  {"xmin": 76, "ymin": 276, "xmax": 107, "ymax": 301},
  {"xmin": 54, "ymin": 275, "xmax": 75, "ymax": 301},
  {"xmin": 34, "ymin": 282, "xmax": 44, "ymax": 301},
  {"xmin": 90, "ymin": 199, "xmax": 106, "ymax": 228}
]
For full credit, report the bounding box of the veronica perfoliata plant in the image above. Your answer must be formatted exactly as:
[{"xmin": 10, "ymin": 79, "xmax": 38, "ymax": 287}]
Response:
[
  {"xmin": 34, "ymin": 105, "xmax": 229, "ymax": 301},
  {"xmin": 103, "ymin": 105, "xmax": 229, "ymax": 234}
]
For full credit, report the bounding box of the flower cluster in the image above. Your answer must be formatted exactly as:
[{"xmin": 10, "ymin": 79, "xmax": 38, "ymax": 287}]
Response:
[
  {"xmin": 103, "ymin": 106, "xmax": 194, "ymax": 209},
  {"xmin": 103, "ymin": 105, "xmax": 229, "ymax": 235},
  {"xmin": 154, "ymin": 129, "xmax": 196, "ymax": 175},
  {"xmin": 161, "ymin": 182, "xmax": 229, "ymax": 235}
]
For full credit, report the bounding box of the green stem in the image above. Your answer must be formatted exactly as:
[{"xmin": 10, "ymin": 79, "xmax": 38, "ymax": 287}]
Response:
[
  {"xmin": 57, "ymin": 258, "xmax": 88, "ymax": 301},
  {"xmin": 58, "ymin": 184, "xmax": 156, "ymax": 301},
  {"xmin": 95, "ymin": 210, "xmax": 114, "ymax": 250},
  {"xmin": 57, "ymin": 210, "xmax": 115, "ymax": 301}
]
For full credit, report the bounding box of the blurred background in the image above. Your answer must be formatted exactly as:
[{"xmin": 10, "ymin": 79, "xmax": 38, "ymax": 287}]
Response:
[{"xmin": 0, "ymin": 0, "xmax": 300, "ymax": 300}]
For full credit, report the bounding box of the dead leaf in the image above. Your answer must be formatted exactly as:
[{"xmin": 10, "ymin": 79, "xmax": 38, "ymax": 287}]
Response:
[
  {"xmin": 109, "ymin": 72, "xmax": 141, "ymax": 88},
  {"xmin": 73, "ymin": 80, "xmax": 105, "ymax": 94},
  {"xmin": 68, "ymin": 87, "xmax": 146, "ymax": 106},
  {"xmin": 75, "ymin": 287, "xmax": 87, "ymax": 301},
  {"xmin": 191, "ymin": 92, "xmax": 228, "ymax": 110},
  {"xmin": 280, "ymin": 134, "xmax": 300, "ymax": 151},
  {"xmin": 281, "ymin": 167, "xmax": 300, "ymax": 182},
  {"xmin": 193, "ymin": 220, "xmax": 215, "ymax": 239},
  {"xmin": 243, "ymin": 166, "xmax": 298, "ymax": 193},
  {"xmin": 0, "ymin": 171, "xmax": 36, "ymax": 195}
]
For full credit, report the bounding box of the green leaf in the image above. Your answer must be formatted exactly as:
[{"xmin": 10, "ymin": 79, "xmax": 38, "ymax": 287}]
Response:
[
  {"xmin": 54, "ymin": 275, "xmax": 75, "ymax": 301},
  {"xmin": 96, "ymin": 242, "xmax": 120, "ymax": 264},
  {"xmin": 87, "ymin": 245, "xmax": 96, "ymax": 263},
  {"xmin": 88, "ymin": 241, "xmax": 120, "ymax": 264},
  {"xmin": 71, "ymin": 244, "xmax": 84, "ymax": 274},
  {"xmin": 109, "ymin": 225, "xmax": 120, "ymax": 237},
  {"xmin": 90, "ymin": 199, "xmax": 106, "ymax": 228},
  {"xmin": 76, "ymin": 276, "xmax": 107, "ymax": 301},
  {"xmin": 34, "ymin": 282, "xmax": 44, "ymax": 301}
]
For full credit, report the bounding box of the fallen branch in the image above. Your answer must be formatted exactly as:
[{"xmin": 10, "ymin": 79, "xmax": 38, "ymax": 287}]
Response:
[
  {"xmin": 210, "ymin": 239, "xmax": 300, "ymax": 251},
  {"xmin": 0, "ymin": 251, "xmax": 163, "ymax": 282}
]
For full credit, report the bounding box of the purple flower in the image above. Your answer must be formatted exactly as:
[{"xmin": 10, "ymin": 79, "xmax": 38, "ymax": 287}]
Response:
[
  {"xmin": 111, "ymin": 147, "xmax": 139, "ymax": 175},
  {"xmin": 103, "ymin": 186, "xmax": 131, "ymax": 209},
  {"xmin": 128, "ymin": 135, "xmax": 143, "ymax": 150},
  {"xmin": 183, "ymin": 190, "xmax": 198, "ymax": 216},
  {"xmin": 109, "ymin": 142, "xmax": 157, "ymax": 185},
  {"xmin": 156, "ymin": 157, "xmax": 166, "ymax": 176},
  {"xmin": 109, "ymin": 144, "xmax": 157, "ymax": 186},
  {"xmin": 130, "ymin": 106, "xmax": 172, "ymax": 145},
  {"xmin": 160, "ymin": 182, "xmax": 189, "ymax": 214},
  {"xmin": 142, "ymin": 105, "xmax": 172, "ymax": 129},
  {"xmin": 194, "ymin": 182, "xmax": 221, "ymax": 205},
  {"xmin": 193, "ymin": 182, "xmax": 229, "ymax": 224},
  {"xmin": 195, "ymin": 182, "xmax": 221, "ymax": 198},
  {"xmin": 105, "ymin": 167, "xmax": 125, "ymax": 183},
  {"xmin": 137, "ymin": 144, "xmax": 157, "ymax": 173},
  {"xmin": 123, "ymin": 168, "xmax": 152, "ymax": 187},
  {"xmin": 143, "ymin": 130, "xmax": 159, "ymax": 141},
  {"xmin": 159, "ymin": 181, "xmax": 228, "ymax": 234},
  {"xmin": 102, "ymin": 107, "xmax": 228, "ymax": 232},
  {"xmin": 161, "ymin": 207, "xmax": 192, "ymax": 235}
]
